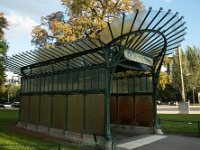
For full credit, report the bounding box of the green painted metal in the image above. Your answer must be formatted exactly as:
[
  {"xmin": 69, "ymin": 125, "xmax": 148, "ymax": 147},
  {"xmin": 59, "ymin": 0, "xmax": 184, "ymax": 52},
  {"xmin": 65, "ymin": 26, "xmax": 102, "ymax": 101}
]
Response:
[
  {"xmin": 6, "ymin": 8, "xmax": 187, "ymax": 141},
  {"xmin": 65, "ymin": 95, "xmax": 68, "ymax": 131},
  {"xmin": 38, "ymin": 95, "xmax": 41, "ymax": 125},
  {"xmin": 28, "ymin": 95, "xmax": 31, "ymax": 123},
  {"xmin": 50, "ymin": 95, "xmax": 54, "ymax": 128},
  {"xmin": 83, "ymin": 93, "xmax": 86, "ymax": 133}
]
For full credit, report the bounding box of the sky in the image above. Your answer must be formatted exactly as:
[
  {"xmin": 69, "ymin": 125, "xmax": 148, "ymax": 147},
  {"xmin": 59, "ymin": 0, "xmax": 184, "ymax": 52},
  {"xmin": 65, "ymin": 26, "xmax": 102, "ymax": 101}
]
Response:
[{"xmin": 1, "ymin": 0, "xmax": 200, "ymax": 56}]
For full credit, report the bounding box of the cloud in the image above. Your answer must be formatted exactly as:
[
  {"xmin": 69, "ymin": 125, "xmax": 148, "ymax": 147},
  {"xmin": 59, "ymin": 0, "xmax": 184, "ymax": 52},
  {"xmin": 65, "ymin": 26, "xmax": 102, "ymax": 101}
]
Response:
[
  {"xmin": 0, "ymin": 0, "xmax": 63, "ymax": 55},
  {"xmin": 163, "ymin": 0, "xmax": 173, "ymax": 3},
  {"xmin": 5, "ymin": 13, "xmax": 38, "ymax": 38},
  {"xmin": 0, "ymin": 0, "xmax": 62, "ymax": 18},
  {"xmin": 4, "ymin": 13, "xmax": 38, "ymax": 55}
]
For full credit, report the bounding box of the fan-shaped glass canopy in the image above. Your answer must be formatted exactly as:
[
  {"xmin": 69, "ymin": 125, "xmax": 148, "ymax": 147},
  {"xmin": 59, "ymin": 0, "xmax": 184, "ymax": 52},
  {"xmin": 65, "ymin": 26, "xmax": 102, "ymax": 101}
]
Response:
[{"xmin": 6, "ymin": 8, "xmax": 186, "ymax": 75}]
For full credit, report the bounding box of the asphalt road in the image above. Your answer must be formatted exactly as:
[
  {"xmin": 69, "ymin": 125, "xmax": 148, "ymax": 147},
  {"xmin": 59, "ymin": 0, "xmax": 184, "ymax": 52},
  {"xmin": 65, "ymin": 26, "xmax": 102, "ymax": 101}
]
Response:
[
  {"xmin": 133, "ymin": 135, "xmax": 200, "ymax": 150},
  {"xmin": 117, "ymin": 135, "xmax": 200, "ymax": 150}
]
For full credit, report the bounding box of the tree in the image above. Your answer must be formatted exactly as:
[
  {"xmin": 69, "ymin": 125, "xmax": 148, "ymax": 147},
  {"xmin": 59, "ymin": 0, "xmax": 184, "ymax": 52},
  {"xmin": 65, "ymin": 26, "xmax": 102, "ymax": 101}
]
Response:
[
  {"xmin": 171, "ymin": 46, "xmax": 200, "ymax": 102},
  {"xmin": 0, "ymin": 84, "xmax": 21, "ymax": 103},
  {"xmin": 185, "ymin": 46, "xmax": 200, "ymax": 103},
  {"xmin": 0, "ymin": 12, "xmax": 8, "ymax": 39},
  {"xmin": 0, "ymin": 12, "xmax": 8, "ymax": 85},
  {"xmin": 9, "ymin": 84, "xmax": 21, "ymax": 101},
  {"xmin": 171, "ymin": 48, "xmax": 188, "ymax": 96},
  {"xmin": 31, "ymin": 0, "xmax": 144, "ymax": 48},
  {"xmin": 157, "ymin": 56, "xmax": 175, "ymax": 102},
  {"xmin": 158, "ymin": 56, "xmax": 172, "ymax": 90}
]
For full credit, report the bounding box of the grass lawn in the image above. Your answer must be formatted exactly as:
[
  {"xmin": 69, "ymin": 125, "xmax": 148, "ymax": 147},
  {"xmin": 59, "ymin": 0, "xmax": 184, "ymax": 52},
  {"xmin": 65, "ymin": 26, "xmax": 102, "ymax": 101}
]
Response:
[
  {"xmin": 158, "ymin": 114, "xmax": 200, "ymax": 136},
  {"xmin": 0, "ymin": 109, "xmax": 112, "ymax": 150},
  {"xmin": 0, "ymin": 109, "xmax": 75, "ymax": 150}
]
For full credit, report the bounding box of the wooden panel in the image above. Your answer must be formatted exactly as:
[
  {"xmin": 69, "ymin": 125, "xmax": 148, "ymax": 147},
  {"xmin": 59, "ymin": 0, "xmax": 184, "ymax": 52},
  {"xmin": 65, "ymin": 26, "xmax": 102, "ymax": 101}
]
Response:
[
  {"xmin": 20, "ymin": 96, "xmax": 29, "ymax": 123},
  {"xmin": 30, "ymin": 95, "xmax": 39, "ymax": 124},
  {"xmin": 86, "ymin": 94, "xmax": 104, "ymax": 135},
  {"xmin": 53, "ymin": 95, "xmax": 66, "ymax": 130},
  {"xmin": 135, "ymin": 95, "xmax": 153, "ymax": 127},
  {"xmin": 40, "ymin": 95, "xmax": 52, "ymax": 127},
  {"xmin": 68, "ymin": 95, "xmax": 83, "ymax": 133},
  {"xmin": 118, "ymin": 96, "xmax": 133, "ymax": 125},
  {"xmin": 110, "ymin": 96, "xmax": 117, "ymax": 124}
]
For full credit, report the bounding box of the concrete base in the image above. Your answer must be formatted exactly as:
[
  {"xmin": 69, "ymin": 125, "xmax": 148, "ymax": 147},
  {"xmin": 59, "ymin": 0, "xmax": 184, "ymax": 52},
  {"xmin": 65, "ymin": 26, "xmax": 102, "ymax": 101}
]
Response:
[
  {"xmin": 111, "ymin": 124, "xmax": 153, "ymax": 135},
  {"xmin": 27, "ymin": 123, "xmax": 37, "ymax": 131},
  {"xmin": 37, "ymin": 125, "xmax": 49, "ymax": 134},
  {"xmin": 179, "ymin": 102, "xmax": 190, "ymax": 114},
  {"xmin": 154, "ymin": 128, "xmax": 164, "ymax": 135},
  {"xmin": 17, "ymin": 122, "xmax": 27, "ymax": 128},
  {"xmin": 17, "ymin": 122, "xmax": 102, "ymax": 143}
]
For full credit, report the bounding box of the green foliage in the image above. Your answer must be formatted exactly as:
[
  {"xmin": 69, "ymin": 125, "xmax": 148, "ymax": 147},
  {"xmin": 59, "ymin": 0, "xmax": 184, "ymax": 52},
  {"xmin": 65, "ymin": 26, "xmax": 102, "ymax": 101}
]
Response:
[
  {"xmin": 0, "ymin": 40, "xmax": 8, "ymax": 85},
  {"xmin": 185, "ymin": 46, "xmax": 200, "ymax": 90},
  {"xmin": 9, "ymin": 84, "xmax": 21, "ymax": 101},
  {"xmin": 0, "ymin": 12, "xmax": 8, "ymax": 39},
  {"xmin": 0, "ymin": 12, "xmax": 8, "ymax": 86},
  {"xmin": 31, "ymin": 0, "xmax": 144, "ymax": 48},
  {"xmin": 0, "ymin": 84, "xmax": 21, "ymax": 103},
  {"xmin": 157, "ymin": 84, "xmax": 177, "ymax": 103},
  {"xmin": 0, "ymin": 84, "xmax": 7, "ymax": 102},
  {"xmin": 171, "ymin": 48, "xmax": 188, "ymax": 93},
  {"xmin": 171, "ymin": 46, "xmax": 200, "ymax": 101}
]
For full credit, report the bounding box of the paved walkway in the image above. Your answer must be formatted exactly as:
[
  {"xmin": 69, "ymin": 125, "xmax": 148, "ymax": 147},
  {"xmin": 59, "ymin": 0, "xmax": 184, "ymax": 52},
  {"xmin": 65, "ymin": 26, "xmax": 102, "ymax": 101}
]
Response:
[{"xmin": 117, "ymin": 134, "xmax": 200, "ymax": 150}]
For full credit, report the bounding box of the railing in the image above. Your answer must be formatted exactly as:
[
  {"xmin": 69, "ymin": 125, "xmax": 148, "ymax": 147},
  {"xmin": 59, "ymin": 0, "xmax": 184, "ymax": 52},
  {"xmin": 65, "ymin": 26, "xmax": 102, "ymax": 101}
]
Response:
[{"xmin": 159, "ymin": 119, "xmax": 200, "ymax": 136}]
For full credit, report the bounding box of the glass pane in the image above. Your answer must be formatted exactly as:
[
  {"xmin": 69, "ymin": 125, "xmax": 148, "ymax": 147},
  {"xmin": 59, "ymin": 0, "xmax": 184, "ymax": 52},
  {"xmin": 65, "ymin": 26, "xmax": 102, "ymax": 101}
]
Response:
[
  {"xmin": 68, "ymin": 71, "xmax": 73, "ymax": 91},
  {"xmin": 99, "ymin": 68, "xmax": 105, "ymax": 89},
  {"xmin": 112, "ymin": 79, "xmax": 117, "ymax": 93},
  {"xmin": 85, "ymin": 69, "xmax": 91, "ymax": 90},
  {"xmin": 73, "ymin": 71, "xmax": 79, "ymax": 90},
  {"xmin": 128, "ymin": 78, "xmax": 134, "ymax": 93},
  {"xmin": 32, "ymin": 78, "xmax": 37, "ymax": 92},
  {"xmin": 134, "ymin": 78, "xmax": 140, "ymax": 92},
  {"xmin": 41, "ymin": 76, "xmax": 45, "ymax": 92},
  {"xmin": 49, "ymin": 75, "xmax": 53, "ymax": 92},
  {"xmin": 62, "ymin": 72, "xmax": 67, "ymax": 91},
  {"xmin": 147, "ymin": 77, "xmax": 153, "ymax": 92},
  {"xmin": 27, "ymin": 79, "xmax": 31, "ymax": 93},
  {"xmin": 53, "ymin": 74, "xmax": 58, "ymax": 91},
  {"xmin": 122, "ymin": 78, "xmax": 128, "ymax": 93},
  {"xmin": 118, "ymin": 79, "xmax": 123, "ymax": 93},
  {"xmin": 57, "ymin": 74, "xmax": 62, "ymax": 91},
  {"xmin": 21, "ymin": 78, "xmax": 24, "ymax": 93},
  {"xmin": 140, "ymin": 77, "xmax": 147, "ymax": 92},
  {"xmin": 23, "ymin": 79, "xmax": 27, "ymax": 93},
  {"xmin": 79, "ymin": 70, "xmax": 84, "ymax": 90},
  {"xmin": 36, "ymin": 77, "xmax": 40, "ymax": 92},
  {"xmin": 92, "ymin": 68, "xmax": 98, "ymax": 90},
  {"xmin": 45, "ymin": 75, "xmax": 49, "ymax": 92}
]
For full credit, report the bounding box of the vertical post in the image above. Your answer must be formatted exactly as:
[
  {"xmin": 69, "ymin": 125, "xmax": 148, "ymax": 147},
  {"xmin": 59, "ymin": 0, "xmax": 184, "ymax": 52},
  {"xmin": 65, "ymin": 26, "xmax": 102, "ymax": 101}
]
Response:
[
  {"xmin": 178, "ymin": 47, "xmax": 189, "ymax": 114},
  {"xmin": 58, "ymin": 144, "xmax": 61, "ymax": 150},
  {"xmin": 152, "ymin": 67, "xmax": 158, "ymax": 132},
  {"xmin": 192, "ymin": 85, "xmax": 195, "ymax": 105},
  {"xmin": 158, "ymin": 118, "xmax": 161, "ymax": 126},
  {"xmin": 83, "ymin": 93, "xmax": 86, "ymax": 133},
  {"xmin": 104, "ymin": 67, "xmax": 112, "ymax": 140},
  {"xmin": 65, "ymin": 95, "xmax": 68, "ymax": 131},
  {"xmin": 178, "ymin": 47, "xmax": 186, "ymax": 102},
  {"xmin": 19, "ymin": 77, "xmax": 23, "ymax": 122}
]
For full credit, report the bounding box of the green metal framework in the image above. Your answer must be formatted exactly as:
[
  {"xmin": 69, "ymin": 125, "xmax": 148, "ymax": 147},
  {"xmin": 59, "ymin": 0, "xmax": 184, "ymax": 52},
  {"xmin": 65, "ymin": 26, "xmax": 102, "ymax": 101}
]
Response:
[{"xmin": 6, "ymin": 8, "xmax": 186, "ymax": 139}]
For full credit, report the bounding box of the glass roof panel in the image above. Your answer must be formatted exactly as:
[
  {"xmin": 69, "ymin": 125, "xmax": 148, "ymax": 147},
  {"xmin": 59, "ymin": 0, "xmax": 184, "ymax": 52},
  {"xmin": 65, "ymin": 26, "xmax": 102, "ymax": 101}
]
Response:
[{"xmin": 6, "ymin": 8, "xmax": 186, "ymax": 75}]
